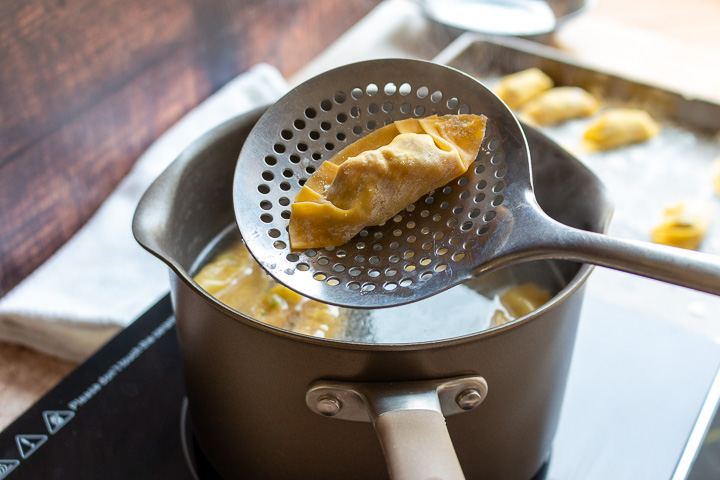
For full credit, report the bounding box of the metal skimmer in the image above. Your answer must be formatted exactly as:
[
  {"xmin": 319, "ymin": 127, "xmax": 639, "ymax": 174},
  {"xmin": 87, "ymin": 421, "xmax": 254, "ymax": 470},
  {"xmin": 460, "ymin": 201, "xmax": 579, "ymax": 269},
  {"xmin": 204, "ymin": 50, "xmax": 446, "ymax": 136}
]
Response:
[{"xmin": 234, "ymin": 59, "xmax": 720, "ymax": 309}]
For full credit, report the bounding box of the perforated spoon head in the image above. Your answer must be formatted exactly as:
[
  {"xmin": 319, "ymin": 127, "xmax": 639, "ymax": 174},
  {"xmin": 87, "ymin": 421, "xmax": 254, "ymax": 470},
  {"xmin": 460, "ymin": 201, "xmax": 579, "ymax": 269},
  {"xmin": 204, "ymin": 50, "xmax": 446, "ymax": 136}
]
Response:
[{"xmin": 233, "ymin": 59, "xmax": 532, "ymax": 308}]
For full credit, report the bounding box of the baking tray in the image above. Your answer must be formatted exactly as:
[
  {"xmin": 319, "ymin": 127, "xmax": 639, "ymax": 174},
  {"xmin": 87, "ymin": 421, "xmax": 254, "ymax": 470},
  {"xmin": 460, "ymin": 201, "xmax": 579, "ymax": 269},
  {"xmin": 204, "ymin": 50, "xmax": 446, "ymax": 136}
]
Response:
[
  {"xmin": 433, "ymin": 33, "xmax": 720, "ymax": 339},
  {"xmin": 434, "ymin": 32, "xmax": 720, "ymax": 479}
]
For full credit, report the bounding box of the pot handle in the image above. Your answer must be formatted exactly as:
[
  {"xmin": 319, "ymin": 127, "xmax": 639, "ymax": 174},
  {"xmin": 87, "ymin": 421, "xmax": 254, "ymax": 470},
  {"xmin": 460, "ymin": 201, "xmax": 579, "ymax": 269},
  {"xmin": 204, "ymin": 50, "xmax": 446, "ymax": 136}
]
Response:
[
  {"xmin": 376, "ymin": 409, "xmax": 464, "ymax": 480},
  {"xmin": 306, "ymin": 375, "xmax": 488, "ymax": 480}
]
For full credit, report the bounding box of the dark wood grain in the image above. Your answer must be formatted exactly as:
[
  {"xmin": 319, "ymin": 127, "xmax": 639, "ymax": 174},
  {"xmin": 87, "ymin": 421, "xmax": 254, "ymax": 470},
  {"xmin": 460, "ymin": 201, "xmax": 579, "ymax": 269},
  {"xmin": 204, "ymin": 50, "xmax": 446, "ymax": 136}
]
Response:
[
  {"xmin": 0, "ymin": 0, "xmax": 381, "ymax": 297},
  {"xmin": 0, "ymin": 343, "xmax": 76, "ymax": 430}
]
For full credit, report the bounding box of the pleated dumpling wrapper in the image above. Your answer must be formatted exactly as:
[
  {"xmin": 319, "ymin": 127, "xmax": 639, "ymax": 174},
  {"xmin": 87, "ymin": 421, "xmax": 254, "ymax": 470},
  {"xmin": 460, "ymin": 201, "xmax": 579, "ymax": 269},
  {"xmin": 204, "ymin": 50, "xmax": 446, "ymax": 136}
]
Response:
[
  {"xmin": 583, "ymin": 108, "xmax": 660, "ymax": 151},
  {"xmin": 520, "ymin": 86, "xmax": 599, "ymax": 126},
  {"xmin": 289, "ymin": 114, "xmax": 487, "ymax": 249},
  {"xmin": 494, "ymin": 68, "xmax": 554, "ymax": 110},
  {"xmin": 712, "ymin": 156, "xmax": 720, "ymax": 196},
  {"xmin": 651, "ymin": 199, "xmax": 713, "ymax": 251}
]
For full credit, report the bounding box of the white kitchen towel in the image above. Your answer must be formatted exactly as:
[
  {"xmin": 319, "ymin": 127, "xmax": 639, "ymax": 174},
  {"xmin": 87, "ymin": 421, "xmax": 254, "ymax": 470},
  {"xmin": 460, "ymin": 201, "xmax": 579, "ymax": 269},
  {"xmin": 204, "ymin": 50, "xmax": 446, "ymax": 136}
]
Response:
[{"xmin": 0, "ymin": 64, "xmax": 289, "ymax": 362}]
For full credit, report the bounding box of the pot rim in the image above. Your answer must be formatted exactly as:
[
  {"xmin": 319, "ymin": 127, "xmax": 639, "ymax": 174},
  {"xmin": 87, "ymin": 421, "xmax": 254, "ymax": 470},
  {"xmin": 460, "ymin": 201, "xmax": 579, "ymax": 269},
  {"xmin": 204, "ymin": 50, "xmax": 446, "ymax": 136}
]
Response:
[{"xmin": 136, "ymin": 108, "xmax": 611, "ymax": 352}]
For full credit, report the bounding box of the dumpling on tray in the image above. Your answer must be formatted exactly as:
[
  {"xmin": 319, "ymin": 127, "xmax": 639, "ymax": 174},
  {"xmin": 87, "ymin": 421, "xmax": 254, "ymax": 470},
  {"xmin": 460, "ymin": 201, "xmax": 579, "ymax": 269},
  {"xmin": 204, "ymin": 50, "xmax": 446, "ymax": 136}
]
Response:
[
  {"xmin": 289, "ymin": 114, "xmax": 487, "ymax": 249},
  {"xmin": 583, "ymin": 108, "xmax": 660, "ymax": 151},
  {"xmin": 711, "ymin": 156, "xmax": 720, "ymax": 196},
  {"xmin": 494, "ymin": 67, "xmax": 554, "ymax": 110},
  {"xmin": 520, "ymin": 86, "xmax": 599, "ymax": 126},
  {"xmin": 651, "ymin": 199, "xmax": 713, "ymax": 250}
]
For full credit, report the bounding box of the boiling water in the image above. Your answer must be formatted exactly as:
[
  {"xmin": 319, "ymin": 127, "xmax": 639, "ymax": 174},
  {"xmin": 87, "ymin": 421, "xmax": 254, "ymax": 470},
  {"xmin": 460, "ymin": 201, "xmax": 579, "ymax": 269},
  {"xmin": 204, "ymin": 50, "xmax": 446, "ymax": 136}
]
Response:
[{"xmin": 193, "ymin": 225, "xmax": 570, "ymax": 344}]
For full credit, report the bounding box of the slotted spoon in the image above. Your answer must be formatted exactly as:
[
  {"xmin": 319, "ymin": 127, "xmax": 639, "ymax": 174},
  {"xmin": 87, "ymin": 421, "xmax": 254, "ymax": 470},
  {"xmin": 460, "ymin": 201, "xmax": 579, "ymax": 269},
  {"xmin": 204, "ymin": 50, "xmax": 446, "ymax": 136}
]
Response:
[{"xmin": 233, "ymin": 58, "xmax": 720, "ymax": 309}]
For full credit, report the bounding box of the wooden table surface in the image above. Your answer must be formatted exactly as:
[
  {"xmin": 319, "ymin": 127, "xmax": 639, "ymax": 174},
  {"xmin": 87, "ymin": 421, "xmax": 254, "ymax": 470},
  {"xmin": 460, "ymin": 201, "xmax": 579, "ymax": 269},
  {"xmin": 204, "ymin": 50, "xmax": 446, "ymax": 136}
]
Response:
[
  {"xmin": 0, "ymin": 0, "xmax": 381, "ymax": 432},
  {"xmin": 1, "ymin": 0, "xmax": 719, "ymax": 433}
]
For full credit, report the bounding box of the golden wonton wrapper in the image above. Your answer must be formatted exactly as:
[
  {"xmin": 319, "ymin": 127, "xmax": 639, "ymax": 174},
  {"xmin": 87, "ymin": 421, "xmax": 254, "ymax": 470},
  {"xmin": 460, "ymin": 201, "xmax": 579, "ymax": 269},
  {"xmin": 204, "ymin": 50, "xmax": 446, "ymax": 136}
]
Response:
[
  {"xmin": 490, "ymin": 283, "xmax": 552, "ymax": 327},
  {"xmin": 651, "ymin": 200, "xmax": 713, "ymax": 250},
  {"xmin": 194, "ymin": 241, "xmax": 347, "ymax": 338},
  {"xmin": 583, "ymin": 108, "xmax": 660, "ymax": 151},
  {"xmin": 711, "ymin": 156, "xmax": 720, "ymax": 196},
  {"xmin": 520, "ymin": 86, "xmax": 599, "ymax": 126},
  {"xmin": 494, "ymin": 67, "xmax": 554, "ymax": 110},
  {"xmin": 289, "ymin": 114, "xmax": 487, "ymax": 249}
]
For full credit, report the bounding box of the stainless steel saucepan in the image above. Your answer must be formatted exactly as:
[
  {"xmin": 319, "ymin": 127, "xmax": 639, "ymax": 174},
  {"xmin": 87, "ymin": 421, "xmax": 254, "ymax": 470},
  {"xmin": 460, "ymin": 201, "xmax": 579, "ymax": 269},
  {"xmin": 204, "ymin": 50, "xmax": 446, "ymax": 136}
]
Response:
[{"xmin": 133, "ymin": 106, "xmax": 612, "ymax": 479}]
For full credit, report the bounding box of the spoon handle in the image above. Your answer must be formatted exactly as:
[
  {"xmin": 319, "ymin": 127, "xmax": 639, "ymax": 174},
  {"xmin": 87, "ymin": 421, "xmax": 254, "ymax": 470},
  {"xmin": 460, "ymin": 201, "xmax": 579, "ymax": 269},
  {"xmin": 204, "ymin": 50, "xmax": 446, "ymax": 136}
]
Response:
[{"xmin": 551, "ymin": 222, "xmax": 720, "ymax": 296}]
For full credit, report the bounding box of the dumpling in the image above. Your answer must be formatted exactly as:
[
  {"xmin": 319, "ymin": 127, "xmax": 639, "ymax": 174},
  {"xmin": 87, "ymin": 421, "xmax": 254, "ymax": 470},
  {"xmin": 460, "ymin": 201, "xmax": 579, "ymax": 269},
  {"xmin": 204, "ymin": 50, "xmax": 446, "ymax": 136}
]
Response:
[
  {"xmin": 711, "ymin": 156, "xmax": 720, "ymax": 196},
  {"xmin": 289, "ymin": 114, "xmax": 487, "ymax": 249},
  {"xmin": 651, "ymin": 199, "xmax": 712, "ymax": 250},
  {"xmin": 520, "ymin": 86, "xmax": 599, "ymax": 126},
  {"xmin": 490, "ymin": 283, "xmax": 552, "ymax": 327},
  {"xmin": 583, "ymin": 108, "xmax": 660, "ymax": 151},
  {"xmin": 194, "ymin": 240, "xmax": 347, "ymax": 338},
  {"xmin": 494, "ymin": 68, "xmax": 554, "ymax": 110}
]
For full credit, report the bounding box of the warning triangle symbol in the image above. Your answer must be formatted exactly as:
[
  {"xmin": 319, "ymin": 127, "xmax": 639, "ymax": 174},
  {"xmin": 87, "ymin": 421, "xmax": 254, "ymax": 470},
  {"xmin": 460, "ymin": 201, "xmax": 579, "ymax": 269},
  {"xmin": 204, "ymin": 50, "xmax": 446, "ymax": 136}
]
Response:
[
  {"xmin": 0, "ymin": 460, "xmax": 20, "ymax": 479},
  {"xmin": 43, "ymin": 410, "xmax": 75, "ymax": 435},
  {"xmin": 15, "ymin": 434, "xmax": 47, "ymax": 459}
]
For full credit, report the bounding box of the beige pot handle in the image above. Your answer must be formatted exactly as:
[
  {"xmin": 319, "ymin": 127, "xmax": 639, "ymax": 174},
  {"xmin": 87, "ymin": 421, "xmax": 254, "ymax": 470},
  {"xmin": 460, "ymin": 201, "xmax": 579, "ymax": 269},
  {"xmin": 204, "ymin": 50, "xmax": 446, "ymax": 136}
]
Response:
[
  {"xmin": 306, "ymin": 375, "xmax": 488, "ymax": 480},
  {"xmin": 375, "ymin": 409, "xmax": 465, "ymax": 480}
]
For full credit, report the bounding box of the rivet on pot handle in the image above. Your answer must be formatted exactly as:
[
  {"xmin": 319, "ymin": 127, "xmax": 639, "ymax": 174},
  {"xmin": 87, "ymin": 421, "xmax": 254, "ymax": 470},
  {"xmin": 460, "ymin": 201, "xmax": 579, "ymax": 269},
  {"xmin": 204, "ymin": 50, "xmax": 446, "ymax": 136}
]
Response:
[{"xmin": 306, "ymin": 375, "xmax": 488, "ymax": 480}]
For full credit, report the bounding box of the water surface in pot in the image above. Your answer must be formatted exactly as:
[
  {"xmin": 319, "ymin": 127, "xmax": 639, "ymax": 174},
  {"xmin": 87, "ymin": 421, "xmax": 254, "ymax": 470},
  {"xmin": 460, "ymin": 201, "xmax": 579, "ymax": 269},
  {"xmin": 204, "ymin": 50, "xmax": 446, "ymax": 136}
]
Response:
[{"xmin": 192, "ymin": 223, "xmax": 570, "ymax": 344}]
